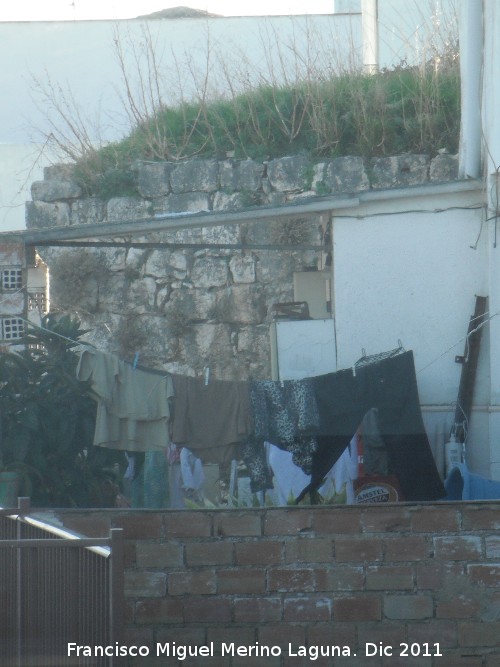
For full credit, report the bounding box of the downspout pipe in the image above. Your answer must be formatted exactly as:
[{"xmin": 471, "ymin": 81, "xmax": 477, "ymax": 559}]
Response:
[
  {"xmin": 362, "ymin": 0, "xmax": 379, "ymax": 73},
  {"xmin": 459, "ymin": 0, "xmax": 483, "ymax": 179}
]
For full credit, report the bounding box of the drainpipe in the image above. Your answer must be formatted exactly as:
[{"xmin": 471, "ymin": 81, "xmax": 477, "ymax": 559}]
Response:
[
  {"xmin": 459, "ymin": 0, "xmax": 483, "ymax": 179},
  {"xmin": 362, "ymin": 0, "xmax": 378, "ymax": 73}
]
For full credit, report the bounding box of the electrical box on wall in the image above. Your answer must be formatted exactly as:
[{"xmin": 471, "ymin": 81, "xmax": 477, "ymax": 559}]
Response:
[
  {"xmin": 293, "ymin": 271, "xmax": 332, "ymax": 319},
  {"xmin": 270, "ymin": 319, "xmax": 337, "ymax": 381}
]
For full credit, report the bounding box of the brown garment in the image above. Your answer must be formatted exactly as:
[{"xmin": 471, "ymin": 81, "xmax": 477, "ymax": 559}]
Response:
[{"xmin": 171, "ymin": 375, "xmax": 252, "ymax": 464}]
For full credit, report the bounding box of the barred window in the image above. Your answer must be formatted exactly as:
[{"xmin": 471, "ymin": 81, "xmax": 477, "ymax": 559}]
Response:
[
  {"xmin": 28, "ymin": 291, "xmax": 48, "ymax": 313},
  {"xmin": 1, "ymin": 318, "xmax": 24, "ymax": 340},
  {"xmin": 2, "ymin": 269, "xmax": 22, "ymax": 291}
]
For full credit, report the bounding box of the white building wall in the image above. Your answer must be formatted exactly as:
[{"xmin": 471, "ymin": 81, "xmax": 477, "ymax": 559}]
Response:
[{"xmin": 332, "ymin": 185, "xmax": 490, "ymax": 476}]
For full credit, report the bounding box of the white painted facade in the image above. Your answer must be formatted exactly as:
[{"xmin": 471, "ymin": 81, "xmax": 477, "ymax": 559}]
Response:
[{"xmin": 0, "ymin": 1, "xmax": 455, "ymax": 231}]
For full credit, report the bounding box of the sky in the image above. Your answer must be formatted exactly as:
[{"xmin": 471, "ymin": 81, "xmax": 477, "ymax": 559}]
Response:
[{"xmin": 0, "ymin": 0, "xmax": 338, "ymax": 22}]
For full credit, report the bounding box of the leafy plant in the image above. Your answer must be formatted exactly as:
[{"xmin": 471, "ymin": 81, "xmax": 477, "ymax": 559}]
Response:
[{"xmin": 0, "ymin": 314, "xmax": 121, "ymax": 507}]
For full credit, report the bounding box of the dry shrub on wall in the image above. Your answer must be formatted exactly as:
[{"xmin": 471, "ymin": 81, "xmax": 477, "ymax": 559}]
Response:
[{"xmin": 49, "ymin": 249, "xmax": 111, "ymax": 312}]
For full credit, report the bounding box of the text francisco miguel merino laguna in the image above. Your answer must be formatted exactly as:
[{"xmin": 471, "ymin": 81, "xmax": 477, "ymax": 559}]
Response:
[{"xmin": 68, "ymin": 641, "xmax": 443, "ymax": 660}]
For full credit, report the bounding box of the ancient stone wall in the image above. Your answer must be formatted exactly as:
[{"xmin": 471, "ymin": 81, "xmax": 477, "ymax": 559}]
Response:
[{"xmin": 26, "ymin": 153, "xmax": 458, "ymax": 378}]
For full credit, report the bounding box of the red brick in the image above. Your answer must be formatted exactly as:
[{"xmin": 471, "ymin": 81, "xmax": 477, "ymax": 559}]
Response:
[
  {"xmin": 228, "ymin": 657, "xmax": 281, "ymax": 667},
  {"xmin": 233, "ymin": 597, "xmax": 282, "ymax": 623},
  {"xmin": 217, "ymin": 568, "xmax": 266, "ymax": 594},
  {"xmin": 124, "ymin": 570, "xmax": 167, "ymax": 598},
  {"xmin": 384, "ymin": 536, "xmax": 431, "ymax": 561},
  {"xmin": 285, "ymin": 537, "xmax": 333, "ymax": 563},
  {"xmin": 267, "ymin": 567, "xmax": 315, "ymax": 592},
  {"xmin": 316, "ymin": 565, "xmax": 364, "ymax": 591},
  {"xmin": 168, "ymin": 569, "xmax": 216, "ymax": 595},
  {"xmin": 214, "ymin": 511, "xmax": 262, "ymax": 537},
  {"xmin": 334, "ymin": 537, "xmax": 384, "ymax": 562},
  {"xmin": 436, "ymin": 596, "xmax": 481, "ymax": 619},
  {"xmin": 307, "ymin": 622, "xmax": 356, "ymax": 647},
  {"xmin": 185, "ymin": 541, "xmax": 233, "ymax": 566},
  {"xmin": 410, "ymin": 507, "xmax": 460, "ymax": 533},
  {"xmin": 136, "ymin": 542, "xmax": 183, "ymax": 567},
  {"xmin": 458, "ymin": 621, "xmax": 500, "ymax": 647},
  {"xmin": 282, "ymin": 655, "xmax": 330, "ymax": 667},
  {"xmin": 207, "ymin": 626, "xmax": 256, "ymax": 647},
  {"xmin": 406, "ymin": 620, "xmax": 457, "ymax": 647},
  {"xmin": 112, "ymin": 513, "xmax": 163, "ymax": 539},
  {"xmin": 264, "ymin": 509, "xmax": 312, "ymax": 535},
  {"xmin": 486, "ymin": 535, "xmax": 500, "ymax": 558},
  {"xmin": 462, "ymin": 505, "xmax": 500, "ymax": 531},
  {"xmin": 435, "ymin": 655, "xmax": 483, "ymax": 667},
  {"xmin": 333, "ymin": 595, "xmax": 382, "ymax": 621},
  {"xmin": 313, "ymin": 507, "xmax": 363, "ymax": 534},
  {"xmin": 258, "ymin": 623, "xmax": 306, "ymax": 649},
  {"xmin": 467, "ymin": 563, "xmax": 500, "ymax": 587},
  {"xmin": 283, "ymin": 596, "xmax": 332, "ymax": 621},
  {"xmin": 135, "ymin": 597, "xmax": 183, "ymax": 624},
  {"xmin": 434, "ymin": 535, "xmax": 483, "ymax": 560},
  {"xmin": 235, "ymin": 540, "xmax": 283, "ymax": 565},
  {"xmin": 164, "ymin": 511, "xmax": 212, "ymax": 538},
  {"xmin": 415, "ymin": 562, "xmax": 464, "ymax": 590},
  {"xmin": 357, "ymin": 622, "xmax": 406, "ymax": 647},
  {"xmin": 123, "ymin": 541, "xmax": 137, "ymax": 567},
  {"xmin": 183, "ymin": 597, "xmax": 232, "ymax": 623},
  {"xmin": 366, "ymin": 565, "xmax": 414, "ymax": 590},
  {"xmin": 383, "ymin": 594, "xmax": 433, "ymax": 620},
  {"xmin": 360, "ymin": 507, "xmax": 411, "ymax": 533},
  {"xmin": 155, "ymin": 627, "xmax": 206, "ymax": 645}
]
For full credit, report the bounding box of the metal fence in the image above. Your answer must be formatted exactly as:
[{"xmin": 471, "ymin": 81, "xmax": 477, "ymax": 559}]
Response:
[{"xmin": 0, "ymin": 498, "xmax": 124, "ymax": 667}]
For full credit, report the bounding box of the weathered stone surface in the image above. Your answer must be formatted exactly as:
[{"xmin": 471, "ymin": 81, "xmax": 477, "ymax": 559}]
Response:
[
  {"xmin": 153, "ymin": 192, "xmax": 210, "ymax": 214},
  {"xmin": 215, "ymin": 285, "xmax": 267, "ymax": 324},
  {"xmin": 26, "ymin": 201, "xmax": 70, "ymax": 228},
  {"xmin": 70, "ymin": 198, "xmax": 106, "ymax": 226},
  {"xmin": 127, "ymin": 277, "xmax": 157, "ymax": 313},
  {"xmin": 323, "ymin": 156, "xmax": 369, "ymax": 193},
  {"xmin": 370, "ymin": 154, "xmax": 430, "ymax": 189},
  {"xmin": 107, "ymin": 197, "xmax": 151, "ymax": 222},
  {"xmin": 170, "ymin": 159, "xmax": 218, "ymax": 193},
  {"xmin": 43, "ymin": 164, "xmax": 76, "ymax": 181},
  {"xmin": 31, "ymin": 179, "xmax": 82, "ymax": 202},
  {"xmin": 145, "ymin": 249, "xmax": 189, "ymax": 279},
  {"xmin": 220, "ymin": 159, "xmax": 264, "ymax": 192},
  {"xmin": 229, "ymin": 254, "xmax": 256, "ymax": 284},
  {"xmin": 95, "ymin": 274, "xmax": 128, "ymax": 311},
  {"xmin": 191, "ymin": 257, "xmax": 228, "ymax": 288},
  {"xmin": 192, "ymin": 322, "xmax": 232, "ymax": 362},
  {"xmin": 137, "ymin": 161, "xmax": 174, "ymax": 198},
  {"xmin": 202, "ymin": 224, "xmax": 240, "ymax": 246},
  {"xmin": 430, "ymin": 153, "xmax": 459, "ymax": 182},
  {"xmin": 212, "ymin": 191, "xmax": 247, "ymax": 211},
  {"xmin": 267, "ymin": 155, "xmax": 311, "ymax": 192},
  {"xmin": 98, "ymin": 247, "xmax": 127, "ymax": 271},
  {"xmin": 163, "ymin": 288, "xmax": 217, "ymax": 321}
]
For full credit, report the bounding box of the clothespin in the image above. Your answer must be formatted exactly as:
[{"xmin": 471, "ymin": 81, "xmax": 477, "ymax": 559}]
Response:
[
  {"xmin": 204, "ymin": 366, "xmax": 210, "ymax": 386},
  {"xmin": 133, "ymin": 352, "xmax": 140, "ymax": 370},
  {"xmin": 352, "ymin": 365, "xmax": 356, "ymax": 377}
]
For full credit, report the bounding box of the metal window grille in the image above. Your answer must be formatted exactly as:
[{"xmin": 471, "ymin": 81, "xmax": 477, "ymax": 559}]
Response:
[
  {"xmin": 1, "ymin": 318, "xmax": 25, "ymax": 340},
  {"xmin": 28, "ymin": 290, "xmax": 47, "ymax": 313},
  {"xmin": 2, "ymin": 269, "xmax": 22, "ymax": 290}
]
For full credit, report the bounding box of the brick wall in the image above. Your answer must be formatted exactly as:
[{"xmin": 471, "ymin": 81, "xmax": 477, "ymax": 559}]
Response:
[{"xmin": 50, "ymin": 502, "xmax": 500, "ymax": 667}]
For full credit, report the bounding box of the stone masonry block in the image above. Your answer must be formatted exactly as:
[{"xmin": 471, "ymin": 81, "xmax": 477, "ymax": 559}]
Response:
[
  {"xmin": 267, "ymin": 155, "xmax": 311, "ymax": 192},
  {"xmin": 26, "ymin": 200, "xmax": 70, "ymax": 228},
  {"xmin": 170, "ymin": 159, "xmax": 219, "ymax": 193},
  {"xmin": 322, "ymin": 156, "xmax": 369, "ymax": 193},
  {"xmin": 137, "ymin": 161, "xmax": 174, "ymax": 198},
  {"xmin": 31, "ymin": 179, "xmax": 82, "ymax": 202},
  {"xmin": 370, "ymin": 154, "xmax": 429, "ymax": 189}
]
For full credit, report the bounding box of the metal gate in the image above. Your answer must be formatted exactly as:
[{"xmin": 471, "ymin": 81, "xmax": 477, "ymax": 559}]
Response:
[{"xmin": 0, "ymin": 498, "xmax": 124, "ymax": 667}]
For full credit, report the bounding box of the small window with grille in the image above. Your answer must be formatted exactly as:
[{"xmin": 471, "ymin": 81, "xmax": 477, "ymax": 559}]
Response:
[
  {"xmin": 1, "ymin": 318, "xmax": 25, "ymax": 340},
  {"xmin": 28, "ymin": 291, "xmax": 48, "ymax": 313},
  {"xmin": 2, "ymin": 269, "xmax": 23, "ymax": 291}
]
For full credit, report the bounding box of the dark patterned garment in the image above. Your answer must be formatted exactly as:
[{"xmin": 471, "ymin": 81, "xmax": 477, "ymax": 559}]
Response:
[{"xmin": 245, "ymin": 379, "xmax": 320, "ymax": 491}]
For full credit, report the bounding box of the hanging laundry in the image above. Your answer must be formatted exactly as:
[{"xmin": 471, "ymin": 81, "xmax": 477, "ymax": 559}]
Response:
[
  {"xmin": 76, "ymin": 349, "xmax": 174, "ymax": 452},
  {"xmin": 301, "ymin": 351, "xmax": 445, "ymax": 502},
  {"xmin": 248, "ymin": 378, "xmax": 319, "ymax": 477},
  {"xmin": 171, "ymin": 375, "xmax": 252, "ymax": 465},
  {"xmin": 359, "ymin": 408, "xmax": 389, "ymax": 475}
]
